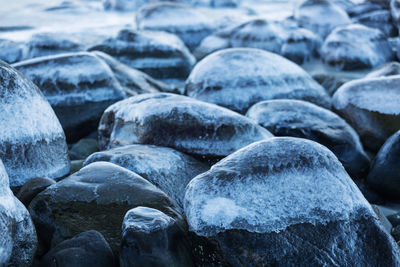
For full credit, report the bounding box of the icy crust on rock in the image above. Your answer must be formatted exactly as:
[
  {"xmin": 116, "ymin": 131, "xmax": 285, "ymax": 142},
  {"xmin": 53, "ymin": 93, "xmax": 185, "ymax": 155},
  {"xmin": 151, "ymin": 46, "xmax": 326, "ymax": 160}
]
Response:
[
  {"xmin": 184, "ymin": 137, "xmax": 373, "ymax": 236},
  {"xmin": 122, "ymin": 207, "xmax": 174, "ymax": 234},
  {"xmin": 186, "ymin": 48, "xmax": 331, "ymax": 113},
  {"xmin": 99, "ymin": 93, "xmax": 272, "ymax": 156},
  {"xmin": 294, "ymin": 0, "xmax": 351, "ymax": 38},
  {"xmin": 89, "ymin": 29, "xmax": 195, "ymax": 81},
  {"xmin": 0, "ymin": 39, "xmax": 22, "ymax": 64},
  {"xmin": 13, "ymin": 52, "xmax": 126, "ymax": 106},
  {"xmin": 0, "ymin": 160, "xmax": 37, "ymax": 266},
  {"xmin": 0, "ymin": 61, "xmax": 70, "ymax": 186},
  {"xmin": 321, "ymin": 24, "xmax": 394, "ymax": 70},
  {"xmin": 333, "ymin": 75, "xmax": 400, "ymax": 115},
  {"xmin": 83, "ymin": 144, "xmax": 208, "ymax": 209}
]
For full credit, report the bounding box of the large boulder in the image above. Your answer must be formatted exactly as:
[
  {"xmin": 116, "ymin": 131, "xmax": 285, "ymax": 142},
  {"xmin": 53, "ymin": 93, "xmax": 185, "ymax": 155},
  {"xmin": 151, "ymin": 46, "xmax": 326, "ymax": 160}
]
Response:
[
  {"xmin": 98, "ymin": 93, "xmax": 273, "ymax": 158},
  {"xmin": 0, "ymin": 60, "xmax": 70, "ymax": 187},
  {"xmin": 184, "ymin": 138, "xmax": 400, "ymax": 266},
  {"xmin": 29, "ymin": 162, "xmax": 181, "ymax": 253},
  {"xmin": 89, "ymin": 29, "xmax": 195, "ymax": 83},
  {"xmin": 120, "ymin": 207, "xmax": 193, "ymax": 266},
  {"xmin": 136, "ymin": 2, "xmax": 215, "ymax": 50},
  {"xmin": 185, "ymin": 48, "xmax": 331, "ymax": 114},
  {"xmin": 246, "ymin": 99, "xmax": 370, "ymax": 177},
  {"xmin": 13, "ymin": 52, "xmax": 127, "ymax": 142},
  {"xmin": 294, "ymin": 0, "xmax": 351, "ymax": 38},
  {"xmin": 367, "ymin": 130, "xmax": 400, "ymax": 200},
  {"xmin": 354, "ymin": 10, "xmax": 397, "ymax": 37},
  {"xmin": 0, "ymin": 39, "xmax": 23, "ymax": 63},
  {"xmin": 37, "ymin": 230, "xmax": 115, "ymax": 267},
  {"xmin": 332, "ymin": 75, "xmax": 400, "ymax": 152},
  {"xmin": 0, "ymin": 160, "xmax": 37, "ymax": 266},
  {"xmin": 321, "ymin": 24, "xmax": 394, "ymax": 70},
  {"xmin": 83, "ymin": 144, "xmax": 208, "ymax": 209}
]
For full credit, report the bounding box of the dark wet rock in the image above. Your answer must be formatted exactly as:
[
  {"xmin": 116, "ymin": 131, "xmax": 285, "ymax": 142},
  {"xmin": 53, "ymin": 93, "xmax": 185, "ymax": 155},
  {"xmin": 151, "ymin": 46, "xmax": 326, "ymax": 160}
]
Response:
[
  {"xmin": 321, "ymin": 24, "xmax": 394, "ymax": 70},
  {"xmin": 388, "ymin": 212, "xmax": 400, "ymax": 227},
  {"xmin": 372, "ymin": 205, "xmax": 393, "ymax": 234},
  {"xmin": 120, "ymin": 207, "xmax": 193, "ymax": 267},
  {"xmin": 89, "ymin": 29, "xmax": 195, "ymax": 83},
  {"xmin": 186, "ymin": 48, "xmax": 331, "ymax": 114},
  {"xmin": 69, "ymin": 138, "xmax": 98, "ymax": 160},
  {"xmin": 280, "ymin": 28, "xmax": 322, "ymax": 64},
  {"xmin": 13, "ymin": 52, "xmax": 126, "ymax": 142},
  {"xmin": 0, "ymin": 60, "xmax": 70, "ymax": 187},
  {"xmin": 353, "ymin": 179, "xmax": 385, "ymax": 205},
  {"xmin": 37, "ymin": 230, "xmax": 115, "ymax": 267},
  {"xmin": 393, "ymin": 226, "xmax": 400, "ymax": 242},
  {"xmin": 246, "ymin": 99, "xmax": 370, "ymax": 177},
  {"xmin": 0, "ymin": 39, "xmax": 23, "ymax": 63},
  {"xmin": 354, "ymin": 10, "xmax": 397, "ymax": 37},
  {"xmin": 366, "ymin": 62, "xmax": 400, "ymax": 78},
  {"xmin": 332, "ymin": 75, "xmax": 400, "ymax": 152},
  {"xmin": 0, "ymin": 160, "xmax": 37, "ymax": 266},
  {"xmin": 294, "ymin": 0, "xmax": 351, "ymax": 38},
  {"xmin": 24, "ymin": 32, "xmax": 83, "ymax": 60},
  {"xmin": 367, "ymin": 130, "xmax": 400, "ymax": 200},
  {"xmin": 16, "ymin": 177, "xmax": 56, "ymax": 207},
  {"xmin": 83, "ymin": 144, "xmax": 208, "ymax": 209},
  {"xmin": 70, "ymin": 160, "xmax": 84, "ymax": 174},
  {"xmin": 312, "ymin": 72, "xmax": 356, "ymax": 96},
  {"xmin": 136, "ymin": 2, "xmax": 215, "ymax": 50},
  {"xmin": 92, "ymin": 51, "xmax": 168, "ymax": 95},
  {"xmin": 29, "ymin": 161, "xmax": 181, "ymax": 253},
  {"xmin": 347, "ymin": 2, "xmax": 383, "ymax": 17},
  {"xmin": 184, "ymin": 137, "xmax": 400, "ymax": 266},
  {"xmin": 98, "ymin": 93, "xmax": 272, "ymax": 158}
]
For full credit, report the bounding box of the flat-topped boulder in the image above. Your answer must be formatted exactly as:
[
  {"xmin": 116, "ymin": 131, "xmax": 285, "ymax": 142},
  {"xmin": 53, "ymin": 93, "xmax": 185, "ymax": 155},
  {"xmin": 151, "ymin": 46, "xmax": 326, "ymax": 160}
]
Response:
[
  {"xmin": 184, "ymin": 137, "xmax": 400, "ymax": 266},
  {"xmin": 0, "ymin": 60, "xmax": 70, "ymax": 187},
  {"xmin": 186, "ymin": 48, "xmax": 331, "ymax": 114},
  {"xmin": 98, "ymin": 93, "xmax": 273, "ymax": 158}
]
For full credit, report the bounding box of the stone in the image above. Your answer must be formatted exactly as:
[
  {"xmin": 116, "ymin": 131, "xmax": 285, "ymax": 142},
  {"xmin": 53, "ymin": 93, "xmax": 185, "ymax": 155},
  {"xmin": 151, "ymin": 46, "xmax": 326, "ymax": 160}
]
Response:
[
  {"xmin": 246, "ymin": 99, "xmax": 370, "ymax": 177},
  {"xmin": 0, "ymin": 39, "xmax": 23, "ymax": 63},
  {"xmin": 366, "ymin": 62, "xmax": 400, "ymax": 78},
  {"xmin": 321, "ymin": 24, "xmax": 394, "ymax": 70},
  {"xmin": 332, "ymin": 75, "xmax": 400, "ymax": 152},
  {"xmin": 29, "ymin": 162, "xmax": 181, "ymax": 253},
  {"xmin": 37, "ymin": 230, "xmax": 115, "ymax": 267},
  {"xmin": 16, "ymin": 177, "xmax": 56, "ymax": 207},
  {"xmin": 83, "ymin": 144, "xmax": 208, "ymax": 209},
  {"xmin": 0, "ymin": 60, "xmax": 70, "ymax": 187},
  {"xmin": 89, "ymin": 29, "xmax": 195, "ymax": 83},
  {"xmin": 354, "ymin": 10, "xmax": 397, "ymax": 37},
  {"xmin": 294, "ymin": 0, "xmax": 351, "ymax": 38},
  {"xmin": 136, "ymin": 2, "xmax": 215, "ymax": 50},
  {"xmin": 70, "ymin": 160, "xmax": 85, "ymax": 174},
  {"xmin": 103, "ymin": 0, "xmax": 186, "ymax": 11},
  {"xmin": 367, "ymin": 130, "xmax": 400, "ymax": 199},
  {"xmin": 186, "ymin": 48, "xmax": 331, "ymax": 114},
  {"xmin": 69, "ymin": 138, "xmax": 98, "ymax": 160},
  {"xmin": 120, "ymin": 207, "xmax": 193, "ymax": 266},
  {"xmin": 0, "ymin": 160, "xmax": 37, "ymax": 267},
  {"xmin": 184, "ymin": 137, "xmax": 400, "ymax": 266},
  {"xmin": 388, "ymin": 212, "xmax": 400, "ymax": 227},
  {"xmin": 13, "ymin": 52, "xmax": 127, "ymax": 142},
  {"xmin": 392, "ymin": 0, "xmax": 400, "ymax": 30},
  {"xmin": 347, "ymin": 2, "xmax": 383, "ymax": 17},
  {"xmin": 372, "ymin": 205, "xmax": 393, "ymax": 233},
  {"xmin": 98, "ymin": 93, "xmax": 273, "ymax": 158}
]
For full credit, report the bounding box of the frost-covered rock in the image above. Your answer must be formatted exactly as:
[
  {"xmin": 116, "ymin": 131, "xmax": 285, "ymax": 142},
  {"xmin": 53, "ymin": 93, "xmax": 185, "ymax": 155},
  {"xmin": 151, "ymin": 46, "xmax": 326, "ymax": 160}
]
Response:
[
  {"xmin": 367, "ymin": 130, "xmax": 400, "ymax": 199},
  {"xmin": 136, "ymin": 2, "xmax": 215, "ymax": 50},
  {"xmin": 347, "ymin": 2, "xmax": 383, "ymax": 17},
  {"xmin": 16, "ymin": 177, "xmax": 56, "ymax": 207},
  {"xmin": 186, "ymin": 48, "xmax": 331, "ymax": 114},
  {"xmin": 29, "ymin": 162, "xmax": 181, "ymax": 252},
  {"xmin": 92, "ymin": 51, "xmax": 168, "ymax": 96},
  {"xmin": 103, "ymin": 0, "xmax": 187, "ymax": 11},
  {"xmin": 13, "ymin": 52, "xmax": 126, "ymax": 142},
  {"xmin": 37, "ymin": 230, "xmax": 114, "ymax": 267},
  {"xmin": 354, "ymin": 10, "xmax": 397, "ymax": 37},
  {"xmin": 366, "ymin": 62, "xmax": 400, "ymax": 78},
  {"xmin": 321, "ymin": 24, "xmax": 394, "ymax": 70},
  {"xmin": 89, "ymin": 29, "xmax": 195, "ymax": 83},
  {"xmin": 98, "ymin": 93, "xmax": 272, "ymax": 158},
  {"xmin": 120, "ymin": 207, "xmax": 193, "ymax": 266},
  {"xmin": 184, "ymin": 138, "xmax": 400, "ymax": 266},
  {"xmin": 192, "ymin": 0, "xmax": 241, "ymax": 7},
  {"xmin": 246, "ymin": 99, "xmax": 370, "ymax": 177},
  {"xmin": 0, "ymin": 160, "xmax": 37, "ymax": 266},
  {"xmin": 23, "ymin": 32, "xmax": 83, "ymax": 60},
  {"xmin": 0, "ymin": 60, "xmax": 70, "ymax": 187},
  {"xmin": 280, "ymin": 28, "xmax": 322, "ymax": 64},
  {"xmin": 84, "ymin": 144, "xmax": 208, "ymax": 209},
  {"xmin": 332, "ymin": 75, "xmax": 400, "ymax": 152},
  {"xmin": 0, "ymin": 39, "xmax": 22, "ymax": 63},
  {"xmin": 294, "ymin": 0, "xmax": 351, "ymax": 38},
  {"xmin": 392, "ymin": 0, "xmax": 400, "ymax": 29}
]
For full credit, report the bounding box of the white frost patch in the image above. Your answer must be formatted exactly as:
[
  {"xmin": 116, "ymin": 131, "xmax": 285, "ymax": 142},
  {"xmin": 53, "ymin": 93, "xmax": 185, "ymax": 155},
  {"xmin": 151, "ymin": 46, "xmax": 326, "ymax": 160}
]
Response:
[
  {"xmin": 123, "ymin": 206, "xmax": 174, "ymax": 234},
  {"xmin": 201, "ymin": 197, "xmax": 246, "ymax": 227}
]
